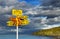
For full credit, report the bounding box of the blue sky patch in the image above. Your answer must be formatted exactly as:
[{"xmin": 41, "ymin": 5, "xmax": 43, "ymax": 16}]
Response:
[{"xmin": 19, "ymin": 0, "xmax": 41, "ymax": 5}]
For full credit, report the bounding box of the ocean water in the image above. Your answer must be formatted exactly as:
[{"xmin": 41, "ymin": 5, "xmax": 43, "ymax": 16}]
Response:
[{"xmin": 0, "ymin": 35, "xmax": 53, "ymax": 39}]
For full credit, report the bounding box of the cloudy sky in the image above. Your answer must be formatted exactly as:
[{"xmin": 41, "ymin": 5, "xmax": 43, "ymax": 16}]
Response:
[{"xmin": 0, "ymin": 0, "xmax": 60, "ymax": 34}]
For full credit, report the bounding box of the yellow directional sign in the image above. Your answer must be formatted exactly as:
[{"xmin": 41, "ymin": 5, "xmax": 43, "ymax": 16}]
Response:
[
  {"xmin": 7, "ymin": 9, "xmax": 29, "ymax": 27},
  {"xmin": 19, "ymin": 15, "xmax": 28, "ymax": 19},
  {"xmin": 21, "ymin": 19, "xmax": 29, "ymax": 25},
  {"xmin": 12, "ymin": 9, "xmax": 22, "ymax": 16},
  {"xmin": 7, "ymin": 21, "xmax": 14, "ymax": 26},
  {"xmin": 23, "ymin": 15, "xmax": 28, "ymax": 19}
]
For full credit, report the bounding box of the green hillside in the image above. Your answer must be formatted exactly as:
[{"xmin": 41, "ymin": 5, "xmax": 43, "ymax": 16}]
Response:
[{"xmin": 33, "ymin": 27, "xmax": 60, "ymax": 36}]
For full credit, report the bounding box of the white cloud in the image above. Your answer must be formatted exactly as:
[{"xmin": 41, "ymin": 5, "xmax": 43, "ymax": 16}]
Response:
[
  {"xmin": 1, "ymin": 0, "xmax": 60, "ymax": 16},
  {"xmin": 2, "ymin": 0, "xmax": 60, "ymax": 16},
  {"xmin": 1, "ymin": 0, "xmax": 18, "ymax": 5},
  {"xmin": 24, "ymin": 5, "xmax": 60, "ymax": 16},
  {"xmin": 10, "ymin": 28, "xmax": 22, "ymax": 32},
  {"xmin": 0, "ymin": 6, "xmax": 14, "ymax": 14},
  {"xmin": 0, "ymin": 0, "xmax": 60, "ymax": 33},
  {"xmin": 0, "ymin": 0, "xmax": 34, "ymax": 14},
  {"xmin": 40, "ymin": 24, "xmax": 60, "ymax": 29},
  {"xmin": 0, "ymin": 26, "xmax": 5, "ymax": 30},
  {"xmin": 0, "ymin": 0, "xmax": 18, "ymax": 14},
  {"xmin": 9, "ymin": 28, "xmax": 31, "ymax": 33},
  {"xmin": 0, "ymin": 26, "xmax": 8, "ymax": 33},
  {"xmin": 28, "ymin": 16, "xmax": 60, "ymax": 30}
]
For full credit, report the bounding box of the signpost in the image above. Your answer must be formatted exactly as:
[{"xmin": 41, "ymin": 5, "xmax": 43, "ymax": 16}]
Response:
[{"xmin": 7, "ymin": 9, "xmax": 29, "ymax": 39}]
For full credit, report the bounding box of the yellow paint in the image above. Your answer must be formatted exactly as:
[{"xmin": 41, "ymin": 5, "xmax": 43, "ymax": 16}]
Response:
[
  {"xmin": 18, "ymin": 15, "xmax": 28, "ymax": 19},
  {"xmin": 7, "ymin": 21, "xmax": 14, "ymax": 26},
  {"xmin": 23, "ymin": 15, "xmax": 28, "ymax": 19},
  {"xmin": 21, "ymin": 19, "xmax": 29, "ymax": 25},
  {"xmin": 7, "ymin": 9, "xmax": 29, "ymax": 26},
  {"xmin": 16, "ymin": 17, "xmax": 18, "ymax": 27},
  {"xmin": 12, "ymin": 9, "xmax": 22, "ymax": 16}
]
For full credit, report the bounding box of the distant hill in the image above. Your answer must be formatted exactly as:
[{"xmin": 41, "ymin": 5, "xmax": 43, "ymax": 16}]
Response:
[{"xmin": 32, "ymin": 27, "xmax": 60, "ymax": 36}]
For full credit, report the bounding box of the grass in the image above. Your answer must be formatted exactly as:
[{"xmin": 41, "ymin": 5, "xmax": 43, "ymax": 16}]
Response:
[{"xmin": 32, "ymin": 27, "xmax": 60, "ymax": 36}]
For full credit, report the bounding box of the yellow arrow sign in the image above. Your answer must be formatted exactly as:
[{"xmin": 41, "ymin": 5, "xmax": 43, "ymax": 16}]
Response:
[
  {"xmin": 21, "ymin": 19, "xmax": 29, "ymax": 25},
  {"xmin": 12, "ymin": 9, "xmax": 23, "ymax": 16},
  {"xmin": 7, "ymin": 21, "xmax": 14, "ymax": 26},
  {"xmin": 7, "ymin": 9, "xmax": 29, "ymax": 27}
]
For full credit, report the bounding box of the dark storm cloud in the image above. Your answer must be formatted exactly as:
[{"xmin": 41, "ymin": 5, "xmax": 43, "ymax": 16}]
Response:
[
  {"xmin": 41, "ymin": 0, "xmax": 60, "ymax": 7},
  {"xmin": 0, "ymin": 0, "xmax": 60, "ymax": 34}
]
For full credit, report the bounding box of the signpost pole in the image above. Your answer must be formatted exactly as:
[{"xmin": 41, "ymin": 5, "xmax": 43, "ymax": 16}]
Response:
[{"xmin": 16, "ymin": 17, "xmax": 18, "ymax": 39}]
